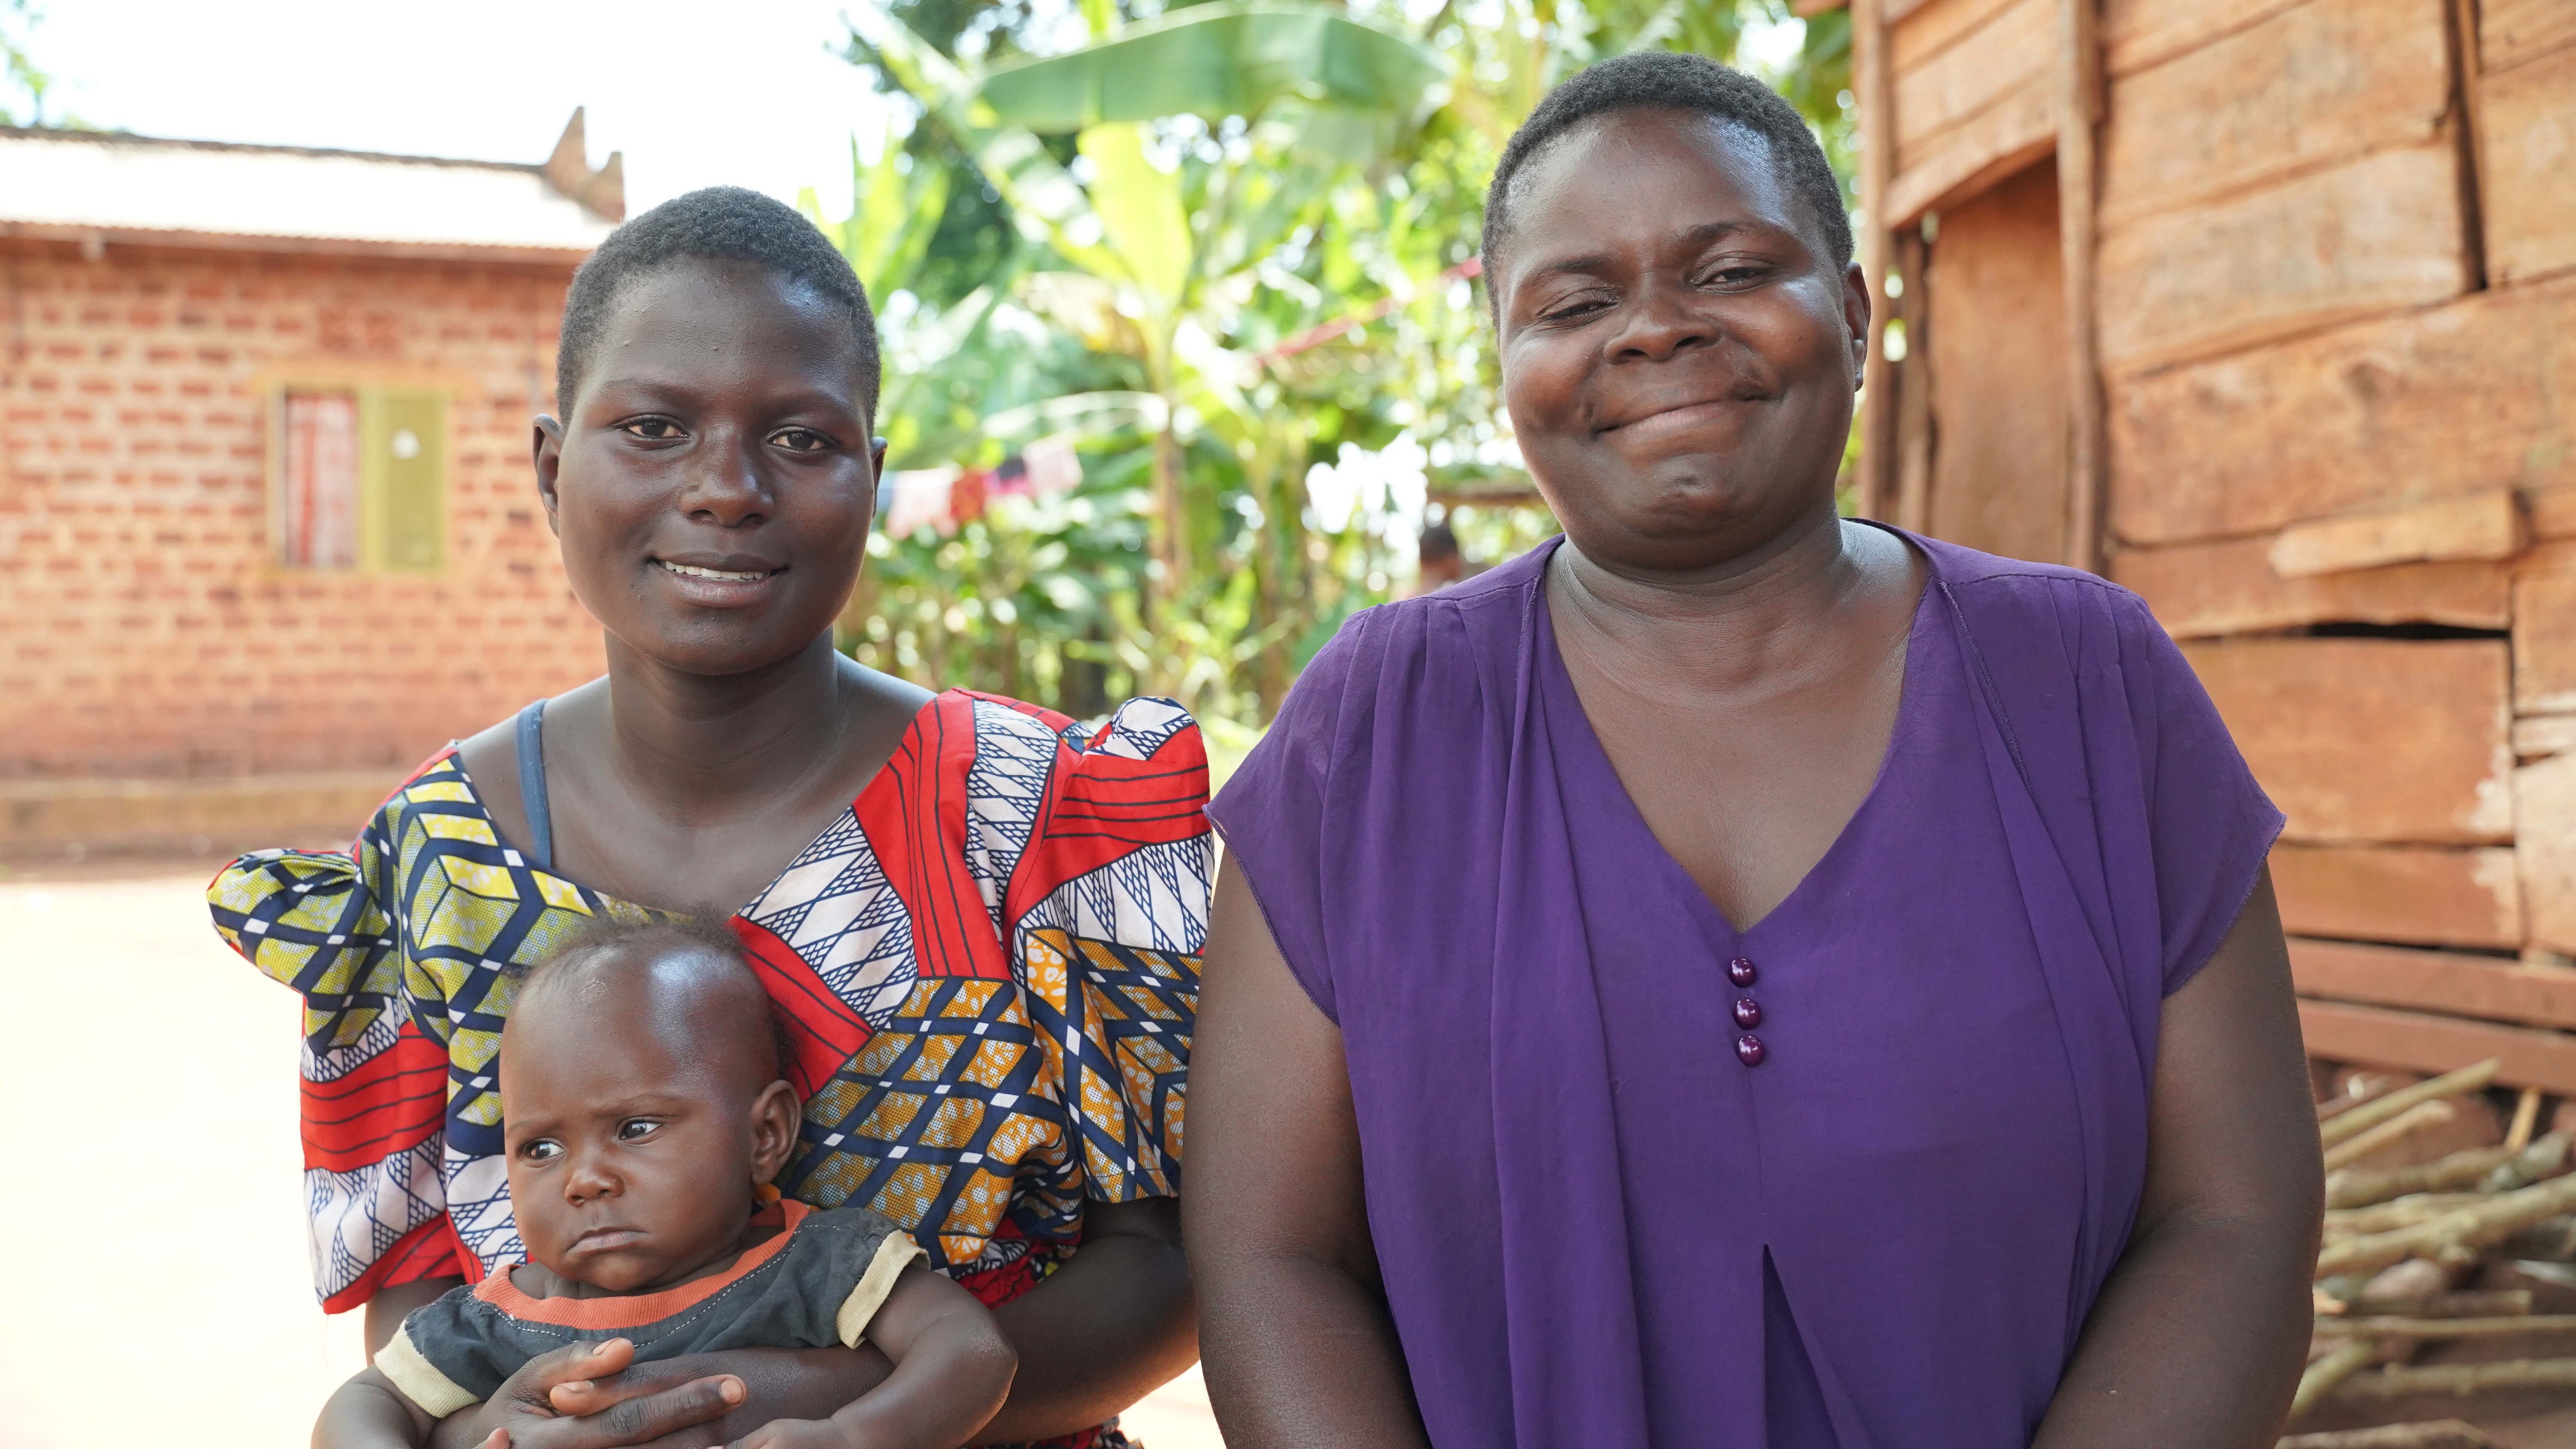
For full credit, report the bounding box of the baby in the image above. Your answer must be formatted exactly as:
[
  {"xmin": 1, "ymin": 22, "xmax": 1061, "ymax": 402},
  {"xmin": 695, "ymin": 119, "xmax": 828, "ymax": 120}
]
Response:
[{"xmin": 318, "ymin": 917, "xmax": 1015, "ymax": 1449}]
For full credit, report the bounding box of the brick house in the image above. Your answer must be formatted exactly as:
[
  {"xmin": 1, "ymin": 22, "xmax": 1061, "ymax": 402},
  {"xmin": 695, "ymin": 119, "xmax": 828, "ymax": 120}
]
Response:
[{"xmin": 0, "ymin": 116, "xmax": 623, "ymax": 854}]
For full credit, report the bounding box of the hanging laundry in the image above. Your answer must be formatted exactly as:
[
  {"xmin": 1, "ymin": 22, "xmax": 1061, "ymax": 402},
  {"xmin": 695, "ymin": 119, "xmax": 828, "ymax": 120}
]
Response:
[
  {"xmin": 1024, "ymin": 433, "xmax": 1083, "ymax": 497},
  {"xmin": 949, "ymin": 468, "xmax": 991, "ymax": 528},
  {"xmin": 880, "ymin": 466, "xmax": 957, "ymax": 538},
  {"xmin": 988, "ymin": 434, "xmax": 1084, "ymax": 503},
  {"xmin": 990, "ymin": 454, "xmax": 1033, "ymax": 500},
  {"xmin": 879, "ymin": 440, "xmax": 1072, "ymax": 538}
]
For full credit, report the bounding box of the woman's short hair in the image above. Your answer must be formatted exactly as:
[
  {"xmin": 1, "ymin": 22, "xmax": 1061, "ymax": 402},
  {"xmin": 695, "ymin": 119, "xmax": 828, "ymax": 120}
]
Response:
[
  {"xmin": 1481, "ymin": 51, "xmax": 1855, "ymax": 287},
  {"xmin": 556, "ymin": 185, "xmax": 881, "ymax": 418}
]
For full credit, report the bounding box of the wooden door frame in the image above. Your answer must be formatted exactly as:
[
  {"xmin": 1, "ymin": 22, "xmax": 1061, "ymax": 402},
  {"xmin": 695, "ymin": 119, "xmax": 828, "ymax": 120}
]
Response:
[{"xmin": 1853, "ymin": 0, "xmax": 2108, "ymax": 573}]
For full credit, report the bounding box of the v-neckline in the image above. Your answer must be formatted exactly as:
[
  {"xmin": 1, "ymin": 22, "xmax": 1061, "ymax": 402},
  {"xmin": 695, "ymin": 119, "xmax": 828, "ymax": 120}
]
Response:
[
  {"xmin": 1532, "ymin": 529, "xmax": 1938, "ymax": 942},
  {"xmin": 444, "ymin": 690, "xmax": 953, "ymax": 918}
]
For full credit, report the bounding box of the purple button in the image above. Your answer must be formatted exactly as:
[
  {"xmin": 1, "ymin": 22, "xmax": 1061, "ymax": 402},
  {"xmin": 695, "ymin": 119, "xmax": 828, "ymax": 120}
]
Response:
[
  {"xmin": 1733, "ymin": 997, "xmax": 1763, "ymax": 1030},
  {"xmin": 1728, "ymin": 957, "xmax": 1758, "ymax": 987},
  {"xmin": 1735, "ymin": 1033, "xmax": 1766, "ymax": 1067}
]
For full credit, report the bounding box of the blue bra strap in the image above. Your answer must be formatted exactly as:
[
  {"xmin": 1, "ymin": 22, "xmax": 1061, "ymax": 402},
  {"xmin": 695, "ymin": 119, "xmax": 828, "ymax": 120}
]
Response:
[{"xmin": 515, "ymin": 699, "xmax": 554, "ymax": 873}]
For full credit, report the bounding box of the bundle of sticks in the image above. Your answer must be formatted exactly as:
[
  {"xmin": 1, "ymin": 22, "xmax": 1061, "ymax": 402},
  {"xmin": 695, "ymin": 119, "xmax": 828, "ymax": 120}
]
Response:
[{"xmin": 2282, "ymin": 1059, "xmax": 2576, "ymax": 1448}]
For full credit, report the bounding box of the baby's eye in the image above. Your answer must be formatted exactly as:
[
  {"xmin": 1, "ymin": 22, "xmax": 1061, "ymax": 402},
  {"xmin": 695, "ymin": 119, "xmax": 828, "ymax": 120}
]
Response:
[
  {"xmin": 617, "ymin": 1118, "xmax": 661, "ymax": 1142},
  {"xmin": 521, "ymin": 1139, "xmax": 563, "ymax": 1163}
]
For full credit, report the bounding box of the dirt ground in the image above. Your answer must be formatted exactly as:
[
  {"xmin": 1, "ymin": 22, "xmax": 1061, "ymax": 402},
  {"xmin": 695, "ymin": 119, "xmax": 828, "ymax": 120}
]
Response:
[{"xmin": 0, "ymin": 863, "xmax": 1220, "ymax": 1449}]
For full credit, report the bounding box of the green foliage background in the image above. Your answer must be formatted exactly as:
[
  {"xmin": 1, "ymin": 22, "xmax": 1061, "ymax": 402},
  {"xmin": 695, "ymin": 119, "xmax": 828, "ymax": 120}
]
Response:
[
  {"xmin": 1, "ymin": 0, "xmax": 61, "ymax": 126},
  {"xmin": 822, "ymin": 0, "xmax": 1855, "ymax": 743}
]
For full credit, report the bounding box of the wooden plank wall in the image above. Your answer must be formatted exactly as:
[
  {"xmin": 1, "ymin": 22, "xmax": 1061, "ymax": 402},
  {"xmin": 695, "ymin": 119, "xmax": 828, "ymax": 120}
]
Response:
[
  {"xmin": 2082, "ymin": 0, "xmax": 2576, "ymax": 1092},
  {"xmin": 1855, "ymin": 0, "xmax": 2576, "ymax": 1091},
  {"xmin": 1886, "ymin": 0, "xmax": 2062, "ymax": 222}
]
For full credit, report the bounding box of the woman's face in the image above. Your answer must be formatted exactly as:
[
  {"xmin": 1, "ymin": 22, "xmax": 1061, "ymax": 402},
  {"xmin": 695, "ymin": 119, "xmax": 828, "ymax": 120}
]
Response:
[
  {"xmin": 1495, "ymin": 108, "xmax": 1868, "ymax": 573},
  {"xmin": 535, "ymin": 258, "xmax": 880, "ymax": 677}
]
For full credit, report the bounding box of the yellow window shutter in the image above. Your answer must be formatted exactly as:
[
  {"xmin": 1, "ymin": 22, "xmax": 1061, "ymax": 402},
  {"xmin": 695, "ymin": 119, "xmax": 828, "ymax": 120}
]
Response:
[{"xmin": 358, "ymin": 387, "xmax": 448, "ymax": 573}]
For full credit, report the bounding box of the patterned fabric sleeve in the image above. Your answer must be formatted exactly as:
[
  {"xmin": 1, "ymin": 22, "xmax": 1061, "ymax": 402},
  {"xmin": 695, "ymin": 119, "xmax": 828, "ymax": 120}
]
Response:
[
  {"xmin": 997, "ymin": 695, "xmax": 1212, "ymax": 1206},
  {"xmin": 208, "ymin": 770, "xmax": 462, "ymax": 1311}
]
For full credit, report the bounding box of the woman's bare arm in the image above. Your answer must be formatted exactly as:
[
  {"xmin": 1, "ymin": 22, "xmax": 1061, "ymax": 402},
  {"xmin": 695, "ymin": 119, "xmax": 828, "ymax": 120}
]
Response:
[
  {"xmin": 972, "ymin": 1196, "xmax": 1198, "ymax": 1443},
  {"xmin": 1186, "ymin": 857, "xmax": 1430, "ymax": 1449},
  {"xmin": 367, "ymin": 1277, "xmax": 466, "ymax": 1358},
  {"xmin": 2032, "ymin": 870, "xmax": 2324, "ymax": 1448}
]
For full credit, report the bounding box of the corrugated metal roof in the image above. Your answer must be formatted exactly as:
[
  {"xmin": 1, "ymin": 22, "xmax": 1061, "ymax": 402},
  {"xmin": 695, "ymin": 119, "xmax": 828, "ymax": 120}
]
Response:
[{"xmin": 0, "ymin": 126, "xmax": 617, "ymax": 261}]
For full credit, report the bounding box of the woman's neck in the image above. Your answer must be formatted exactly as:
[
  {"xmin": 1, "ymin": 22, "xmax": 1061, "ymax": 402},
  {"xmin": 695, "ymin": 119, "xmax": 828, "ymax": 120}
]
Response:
[
  {"xmin": 1551, "ymin": 503, "xmax": 1902, "ymax": 702},
  {"xmin": 595, "ymin": 629, "xmax": 860, "ymax": 824}
]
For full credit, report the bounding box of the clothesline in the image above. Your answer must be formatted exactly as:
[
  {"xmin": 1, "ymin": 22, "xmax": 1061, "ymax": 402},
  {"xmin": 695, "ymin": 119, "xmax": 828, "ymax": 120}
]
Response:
[
  {"xmin": 1255, "ymin": 255, "xmax": 1484, "ymax": 370},
  {"xmin": 878, "ymin": 257, "xmax": 1485, "ymax": 539},
  {"xmin": 878, "ymin": 432, "xmax": 1084, "ymax": 539}
]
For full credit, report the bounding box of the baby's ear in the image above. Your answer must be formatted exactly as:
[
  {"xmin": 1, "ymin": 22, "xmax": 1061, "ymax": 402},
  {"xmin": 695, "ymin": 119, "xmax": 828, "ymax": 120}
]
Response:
[{"xmin": 747, "ymin": 1078, "xmax": 802, "ymax": 1182}]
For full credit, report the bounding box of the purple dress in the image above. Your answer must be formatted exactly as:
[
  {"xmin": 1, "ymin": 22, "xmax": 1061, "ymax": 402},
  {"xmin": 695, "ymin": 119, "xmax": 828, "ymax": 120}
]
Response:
[{"xmin": 1206, "ymin": 530, "xmax": 2283, "ymax": 1449}]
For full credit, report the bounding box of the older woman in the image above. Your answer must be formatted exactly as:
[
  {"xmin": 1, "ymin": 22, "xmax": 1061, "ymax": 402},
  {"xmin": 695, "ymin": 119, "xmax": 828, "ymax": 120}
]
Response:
[
  {"xmin": 1188, "ymin": 53, "xmax": 2321, "ymax": 1449},
  {"xmin": 211, "ymin": 188, "xmax": 1206, "ymax": 1449}
]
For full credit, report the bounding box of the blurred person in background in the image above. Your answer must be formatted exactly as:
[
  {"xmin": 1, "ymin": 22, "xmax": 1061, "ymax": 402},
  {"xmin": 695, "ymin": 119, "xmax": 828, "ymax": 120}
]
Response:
[
  {"xmin": 1413, "ymin": 520, "xmax": 1468, "ymax": 595},
  {"xmin": 1185, "ymin": 52, "xmax": 2321, "ymax": 1449},
  {"xmin": 211, "ymin": 187, "xmax": 1209, "ymax": 1449}
]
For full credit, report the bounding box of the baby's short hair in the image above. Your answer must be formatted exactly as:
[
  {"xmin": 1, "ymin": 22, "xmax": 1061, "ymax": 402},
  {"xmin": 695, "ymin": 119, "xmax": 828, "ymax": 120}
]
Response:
[{"xmin": 509, "ymin": 914, "xmax": 797, "ymax": 1086}]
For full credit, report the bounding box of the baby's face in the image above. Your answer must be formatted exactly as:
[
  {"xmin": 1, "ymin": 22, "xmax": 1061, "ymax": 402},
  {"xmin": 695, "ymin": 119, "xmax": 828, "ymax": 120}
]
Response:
[{"xmin": 498, "ymin": 952, "xmax": 774, "ymax": 1294}]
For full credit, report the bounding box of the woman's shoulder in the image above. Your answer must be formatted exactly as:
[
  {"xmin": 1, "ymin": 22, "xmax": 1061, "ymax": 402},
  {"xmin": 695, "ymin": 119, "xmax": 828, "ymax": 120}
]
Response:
[
  {"xmin": 1278, "ymin": 540, "xmax": 1552, "ymax": 713},
  {"xmin": 940, "ymin": 689, "xmax": 1212, "ymax": 861},
  {"xmin": 209, "ymin": 745, "xmax": 476, "ymax": 898},
  {"xmin": 1905, "ymin": 531, "xmax": 2169, "ymax": 658},
  {"xmin": 207, "ymin": 734, "xmax": 604, "ymax": 999},
  {"xmin": 946, "ymin": 688, "xmax": 1206, "ymax": 773},
  {"xmin": 1909, "ymin": 530, "xmax": 2129, "ymax": 598},
  {"xmin": 207, "ymin": 745, "xmax": 475, "ymax": 987}
]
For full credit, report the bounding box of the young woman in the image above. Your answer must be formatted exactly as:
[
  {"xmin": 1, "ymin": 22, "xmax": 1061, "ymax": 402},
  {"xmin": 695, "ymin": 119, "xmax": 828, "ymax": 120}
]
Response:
[
  {"xmin": 1187, "ymin": 53, "xmax": 2323, "ymax": 1449},
  {"xmin": 213, "ymin": 188, "xmax": 1207, "ymax": 1449}
]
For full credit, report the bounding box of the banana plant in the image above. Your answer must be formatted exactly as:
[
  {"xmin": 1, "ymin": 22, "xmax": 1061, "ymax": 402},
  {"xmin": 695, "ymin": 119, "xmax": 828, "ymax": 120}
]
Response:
[
  {"xmin": 799, "ymin": 118, "xmax": 951, "ymax": 302},
  {"xmin": 848, "ymin": 2, "xmax": 1446, "ymax": 649},
  {"xmin": 971, "ymin": 2, "xmax": 1446, "ymax": 161}
]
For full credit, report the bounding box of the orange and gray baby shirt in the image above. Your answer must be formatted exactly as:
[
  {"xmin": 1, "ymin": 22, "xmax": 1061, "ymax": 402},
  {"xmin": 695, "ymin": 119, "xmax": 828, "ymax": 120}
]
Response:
[{"xmin": 374, "ymin": 1202, "xmax": 922, "ymax": 1417}]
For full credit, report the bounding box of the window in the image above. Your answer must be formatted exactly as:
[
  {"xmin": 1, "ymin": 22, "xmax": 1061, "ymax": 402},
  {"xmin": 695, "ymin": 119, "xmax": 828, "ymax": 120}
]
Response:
[
  {"xmin": 278, "ymin": 391, "xmax": 358, "ymax": 568},
  {"xmin": 273, "ymin": 386, "xmax": 447, "ymax": 572}
]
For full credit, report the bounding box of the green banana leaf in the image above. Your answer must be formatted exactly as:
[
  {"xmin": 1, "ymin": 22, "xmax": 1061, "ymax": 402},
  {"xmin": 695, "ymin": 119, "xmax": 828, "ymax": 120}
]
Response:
[
  {"xmin": 971, "ymin": 3, "xmax": 1446, "ymax": 134},
  {"xmin": 799, "ymin": 121, "xmax": 950, "ymax": 301},
  {"xmin": 1077, "ymin": 123, "xmax": 1192, "ymax": 301},
  {"xmin": 852, "ymin": 12, "xmax": 1128, "ymax": 275}
]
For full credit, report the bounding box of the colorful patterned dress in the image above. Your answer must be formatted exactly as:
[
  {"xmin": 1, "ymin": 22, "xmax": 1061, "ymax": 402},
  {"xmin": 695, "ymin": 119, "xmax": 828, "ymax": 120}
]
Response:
[{"xmin": 210, "ymin": 690, "xmax": 1212, "ymax": 1447}]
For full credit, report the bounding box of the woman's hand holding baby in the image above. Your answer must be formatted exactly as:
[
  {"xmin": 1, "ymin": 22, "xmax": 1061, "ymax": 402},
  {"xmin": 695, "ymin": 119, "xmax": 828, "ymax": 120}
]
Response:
[{"xmin": 426, "ymin": 1338, "xmax": 750, "ymax": 1449}]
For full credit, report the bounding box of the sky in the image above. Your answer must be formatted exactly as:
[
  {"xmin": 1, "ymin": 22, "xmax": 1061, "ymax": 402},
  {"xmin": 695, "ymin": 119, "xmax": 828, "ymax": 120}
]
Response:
[
  {"xmin": 30, "ymin": 0, "xmax": 902, "ymax": 217},
  {"xmin": 26, "ymin": 0, "xmax": 1815, "ymax": 221}
]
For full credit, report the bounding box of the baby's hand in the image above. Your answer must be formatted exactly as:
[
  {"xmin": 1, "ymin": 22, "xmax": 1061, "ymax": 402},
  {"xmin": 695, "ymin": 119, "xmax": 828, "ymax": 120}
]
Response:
[{"xmin": 725, "ymin": 1418, "xmax": 857, "ymax": 1449}]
